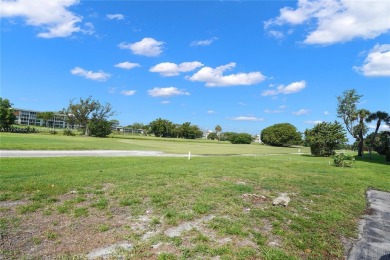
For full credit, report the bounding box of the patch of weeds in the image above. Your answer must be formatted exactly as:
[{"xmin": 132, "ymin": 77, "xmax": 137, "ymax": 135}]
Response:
[
  {"xmin": 260, "ymin": 247, "xmax": 294, "ymax": 260},
  {"xmin": 46, "ymin": 197, "xmax": 59, "ymax": 203},
  {"xmin": 74, "ymin": 207, "xmax": 89, "ymax": 217},
  {"xmin": 91, "ymin": 197, "xmax": 108, "ymax": 210},
  {"xmin": 18, "ymin": 202, "xmax": 42, "ymax": 214},
  {"xmin": 150, "ymin": 217, "xmax": 161, "ymax": 227},
  {"xmin": 73, "ymin": 196, "xmax": 86, "ymax": 203},
  {"xmin": 46, "ymin": 231, "xmax": 59, "ymax": 240},
  {"xmin": 158, "ymin": 252, "xmax": 177, "ymax": 260},
  {"xmin": 237, "ymin": 247, "xmax": 258, "ymax": 259},
  {"xmin": 0, "ymin": 193, "xmax": 11, "ymax": 201},
  {"xmin": 209, "ymin": 245, "xmax": 231, "ymax": 257},
  {"xmin": 209, "ymin": 217, "xmax": 247, "ymax": 237},
  {"xmin": 119, "ymin": 197, "xmax": 142, "ymax": 207},
  {"xmin": 171, "ymin": 236, "xmax": 182, "ymax": 247},
  {"xmin": 193, "ymin": 202, "xmax": 213, "ymax": 214},
  {"xmin": 57, "ymin": 203, "xmax": 73, "ymax": 214},
  {"xmin": 97, "ymin": 224, "xmax": 110, "ymax": 232},
  {"xmin": 30, "ymin": 192, "xmax": 49, "ymax": 202},
  {"xmin": 151, "ymin": 193, "xmax": 171, "ymax": 208},
  {"xmin": 231, "ymin": 184, "xmax": 253, "ymax": 194},
  {"xmin": 93, "ymin": 190, "xmax": 104, "ymax": 195},
  {"xmin": 191, "ymin": 233, "xmax": 210, "ymax": 243},
  {"xmin": 32, "ymin": 237, "xmax": 42, "ymax": 245},
  {"xmin": 253, "ymin": 232, "xmax": 267, "ymax": 246},
  {"xmin": 53, "ymin": 220, "xmax": 59, "ymax": 226}
]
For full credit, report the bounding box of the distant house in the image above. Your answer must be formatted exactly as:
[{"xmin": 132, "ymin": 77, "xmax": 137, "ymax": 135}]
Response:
[
  {"xmin": 13, "ymin": 108, "xmax": 68, "ymax": 128},
  {"xmin": 115, "ymin": 126, "xmax": 144, "ymax": 134}
]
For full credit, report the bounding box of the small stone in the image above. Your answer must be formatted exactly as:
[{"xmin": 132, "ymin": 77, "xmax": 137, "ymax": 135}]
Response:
[{"xmin": 272, "ymin": 193, "xmax": 290, "ymax": 207}]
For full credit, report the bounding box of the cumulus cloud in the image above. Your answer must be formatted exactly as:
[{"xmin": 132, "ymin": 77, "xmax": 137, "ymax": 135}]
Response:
[
  {"xmin": 262, "ymin": 80, "xmax": 306, "ymax": 96},
  {"xmin": 0, "ymin": 0, "xmax": 83, "ymax": 38},
  {"xmin": 229, "ymin": 116, "xmax": 264, "ymax": 122},
  {"xmin": 292, "ymin": 109, "xmax": 310, "ymax": 115},
  {"xmin": 120, "ymin": 90, "xmax": 136, "ymax": 96},
  {"xmin": 190, "ymin": 37, "xmax": 218, "ymax": 46},
  {"xmin": 265, "ymin": 0, "xmax": 390, "ymax": 44},
  {"xmin": 354, "ymin": 44, "xmax": 390, "ymax": 77},
  {"xmin": 147, "ymin": 87, "xmax": 190, "ymax": 97},
  {"xmin": 70, "ymin": 67, "xmax": 110, "ymax": 81},
  {"xmin": 114, "ymin": 62, "xmax": 140, "ymax": 70},
  {"xmin": 118, "ymin": 38, "xmax": 164, "ymax": 57},
  {"xmin": 149, "ymin": 61, "xmax": 204, "ymax": 77},
  {"xmin": 188, "ymin": 62, "xmax": 265, "ymax": 87},
  {"xmin": 207, "ymin": 110, "xmax": 216, "ymax": 114},
  {"xmin": 106, "ymin": 14, "xmax": 124, "ymax": 20}
]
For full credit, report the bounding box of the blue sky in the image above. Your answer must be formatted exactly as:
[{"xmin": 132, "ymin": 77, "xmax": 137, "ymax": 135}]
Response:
[{"xmin": 1, "ymin": 0, "xmax": 389, "ymax": 141}]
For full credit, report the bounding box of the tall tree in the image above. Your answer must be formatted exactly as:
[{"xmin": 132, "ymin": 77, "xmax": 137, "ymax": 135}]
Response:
[
  {"xmin": 355, "ymin": 109, "xmax": 371, "ymax": 157},
  {"xmin": 337, "ymin": 89, "xmax": 366, "ymax": 156},
  {"xmin": 215, "ymin": 125, "xmax": 222, "ymax": 141},
  {"xmin": 37, "ymin": 111, "xmax": 55, "ymax": 127},
  {"xmin": 261, "ymin": 123, "xmax": 302, "ymax": 147},
  {"xmin": 366, "ymin": 111, "xmax": 389, "ymax": 158},
  {"xmin": 67, "ymin": 96, "xmax": 115, "ymax": 136},
  {"xmin": 0, "ymin": 98, "xmax": 16, "ymax": 129}
]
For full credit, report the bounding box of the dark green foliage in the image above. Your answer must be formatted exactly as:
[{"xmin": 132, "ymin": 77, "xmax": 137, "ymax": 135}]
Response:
[
  {"xmin": 0, "ymin": 98, "xmax": 16, "ymax": 130},
  {"xmin": 207, "ymin": 132, "xmax": 218, "ymax": 140},
  {"xmin": 88, "ymin": 118, "xmax": 112, "ymax": 137},
  {"xmin": 261, "ymin": 123, "xmax": 302, "ymax": 147},
  {"xmin": 63, "ymin": 129, "xmax": 76, "ymax": 136},
  {"xmin": 148, "ymin": 118, "xmax": 203, "ymax": 139},
  {"xmin": 229, "ymin": 133, "xmax": 253, "ymax": 144},
  {"xmin": 305, "ymin": 121, "xmax": 347, "ymax": 157},
  {"xmin": 333, "ymin": 153, "xmax": 355, "ymax": 167}
]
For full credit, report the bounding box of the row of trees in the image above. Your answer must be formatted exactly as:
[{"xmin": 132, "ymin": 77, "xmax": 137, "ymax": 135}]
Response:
[{"xmin": 148, "ymin": 118, "xmax": 203, "ymax": 139}]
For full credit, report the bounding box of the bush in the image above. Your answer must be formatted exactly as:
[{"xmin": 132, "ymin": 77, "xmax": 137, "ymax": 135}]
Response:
[
  {"xmin": 261, "ymin": 123, "xmax": 302, "ymax": 147},
  {"xmin": 88, "ymin": 118, "xmax": 112, "ymax": 137},
  {"xmin": 333, "ymin": 153, "xmax": 355, "ymax": 167},
  {"xmin": 230, "ymin": 133, "xmax": 253, "ymax": 144},
  {"xmin": 207, "ymin": 132, "xmax": 218, "ymax": 140},
  {"xmin": 63, "ymin": 129, "xmax": 76, "ymax": 136}
]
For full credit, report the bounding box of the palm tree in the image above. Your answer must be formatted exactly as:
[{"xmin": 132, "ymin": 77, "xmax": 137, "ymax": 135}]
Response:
[
  {"xmin": 366, "ymin": 111, "xmax": 389, "ymax": 158},
  {"xmin": 356, "ymin": 109, "xmax": 371, "ymax": 156},
  {"xmin": 215, "ymin": 125, "xmax": 222, "ymax": 141}
]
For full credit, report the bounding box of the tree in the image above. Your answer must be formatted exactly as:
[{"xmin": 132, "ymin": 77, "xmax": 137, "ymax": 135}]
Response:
[
  {"xmin": 355, "ymin": 109, "xmax": 371, "ymax": 157},
  {"xmin": 67, "ymin": 96, "xmax": 115, "ymax": 136},
  {"xmin": 336, "ymin": 89, "xmax": 367, "ymax": 156},
  {"xmin": 88, "ymin": 118, "xmax": 112, "ymax": 137},
  {"xmin": 215, "ymin": 125, "xmax": 222, "ymax": 141},
  {"xmin": 0, "ymin": 98, "xmax": 16, "ymax": 130},
  {"xmin": 229, "ymin": 133, "xmax": 253, "ymax": 144},
  {"xmin": 207, "ymin": 132, "xmax": 218, "ymax": 140},
  {"xmin": 261, "ymin": 123, "xmax": 302, "ymax": 147},
  {"xmin": 37, "ymin": 111, "xmax": 55, "ymax": 127},
  {"xmin": 304, "ymin": 121, "xmax": 347, "ymax": 157},
  {"xmin": 366, "ymin": 111, "xmax": 390, "ymax": 158},
  {"xmin": 149, "ymin": 118, "xmax": 175, "ymax": 137}
]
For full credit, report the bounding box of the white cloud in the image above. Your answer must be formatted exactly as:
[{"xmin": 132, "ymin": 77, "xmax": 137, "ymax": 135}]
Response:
[
  {"xmin": 118, "ymin": 38, "xmax": 164, "ymax": 57},
  {"xmin": 324, "ymin": 111, "xmax": 329, "ymax": 115},
  {"xmin": 305, "ymin": 120, "xmax": 323, "ymax": 124},
  {"xmin": 161, "ymin": 101, "xmax": 170, "ymax": 104},
  {"xmin": 120, "ymin": 90, "xmax": 136, "ymax": 96},
  {"xmin": 265, "ymin": 0, "xmax": 390, "ymax": 45},
  {"xmin": 262, "ymin": 80, "xmax": 306, "ymax": 96},
  {"xmin": 106, "ymin": 14, "xmax": 124, "ymax": 20},
  {"xmin": 114, "ymin": 62, "xmax": 140, "ymax": 70},
  {"xmin": 150, "ymin": 61, "xmax": 204, "ymax": 77},
  {"xmin": 229, "ymin": 116, "xmax": 264, "ymax": 122},
  {"xmin": 207, "ymin": 110, "xmax": 216, "ymax": 114},
  {"xmin": 70, "ymin": 67, "xmax": 110, "ymax": 81},
  {"xmin": 354, "ymin": 44, "xmax": 390, "ymax": 77},
  {"xmin": 292, "ymin": 109, "xmax": 310, "ymax": 115},
  {"xmin": 0, "ymin": 0, "xmax": 83, "ymax": 38},
  {"xmin": 190, "ymin": 37, "xmax": 218, "ymax": 46},
  {"xmin": 147, "ymin": 87, "xmax": 190, "ymax": 97},
  {"xmin": 188, "ymin": 62, "xmax": 265, "ymax": 87}
]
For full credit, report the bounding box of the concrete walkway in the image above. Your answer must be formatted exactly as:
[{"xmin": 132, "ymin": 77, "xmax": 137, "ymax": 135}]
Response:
[{"xmin": 348, "ymin": 189, "xmax": 390, "ymax": 260}]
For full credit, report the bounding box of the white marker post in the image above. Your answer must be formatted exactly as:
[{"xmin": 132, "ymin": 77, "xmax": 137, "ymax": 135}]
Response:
[{"xmin": 188, "ymin": 151, "xmax": 191, "ymax": 160}]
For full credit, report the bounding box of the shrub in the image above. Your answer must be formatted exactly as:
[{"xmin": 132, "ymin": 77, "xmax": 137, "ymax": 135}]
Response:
[
  {"xmin": 230, "ymin": 133, "xmax": 253, "ymax": 144},
  {"xmin": 63, "ymin": 129, "xmax": 76, "ymax": 136},
  {"xmin": 261, "ymin": 123, "xmax": 302, "ymax": 147},
  {"xmin": 333, "ymin": 153, "xmax": 355, "ymax": 167}
]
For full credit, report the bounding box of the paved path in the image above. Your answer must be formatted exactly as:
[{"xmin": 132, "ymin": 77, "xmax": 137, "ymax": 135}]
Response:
[{"xmin": 348, "ymin": 189, "xmax": 390, "ymax": 260}]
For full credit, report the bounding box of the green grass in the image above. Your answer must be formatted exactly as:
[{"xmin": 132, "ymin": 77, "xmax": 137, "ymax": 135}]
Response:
[
  {"xmin": 1, "ymin": 153, "xmax": 389, "ymax": 259},
  {"xmin": 0, "ymin": 132, "xmax": 309, "ymax": 155}
]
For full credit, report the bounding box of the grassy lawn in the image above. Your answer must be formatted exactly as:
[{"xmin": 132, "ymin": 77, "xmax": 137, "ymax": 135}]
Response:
[
  {"xmin": 1, "ymin": 149, "xmax": 389, "ymax": 259},
  {"xmin": 0, "ymin": 132, "xmax": 310, "ymax": 155}
]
